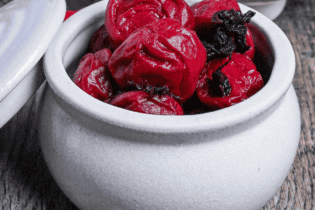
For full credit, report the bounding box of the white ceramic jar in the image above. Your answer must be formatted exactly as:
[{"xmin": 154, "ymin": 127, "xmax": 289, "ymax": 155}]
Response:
[
  {"xmin": 39, "ymin": 1, "xmax": 300, "ymax": 210},
  {"xmin": 0, "ymin": 0, "xmax": 65, "ymax": 127},
  {"xmin": 239, "ymin": 0, "xmax": 287, "ymax": 20}
]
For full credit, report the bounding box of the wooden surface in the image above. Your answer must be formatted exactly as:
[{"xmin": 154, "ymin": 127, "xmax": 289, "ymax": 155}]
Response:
[{"xmin": 0, "ymin": 0, "xmax": 314, "ymax": 209}]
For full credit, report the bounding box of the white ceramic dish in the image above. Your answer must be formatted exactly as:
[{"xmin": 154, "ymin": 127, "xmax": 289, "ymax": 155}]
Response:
[
  {"xmin": 242, "ymin": 0, "xmax": 287, "ymax": 20},
  {"xmin": 0, "ymin": 0, "xmax": 65, "ymax": 127},
  {"xmin": 39, "ymin": 1, "xmax": 300, "ymax": 210}
]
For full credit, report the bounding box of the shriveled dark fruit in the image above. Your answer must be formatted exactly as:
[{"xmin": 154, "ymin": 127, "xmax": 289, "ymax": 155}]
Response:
[
  {"xmin": 196, "ymin": 52, "xmax": 264, "ymax": 110},
  {"xmin": 213, "ymin": 9, "xmax": 255, "ymax": 53},
  {"xmin": 199, "ymin": 9, "xmax": 256, "ymax": 60},
  {"xmin": 208, "ymin": 68, "xmax": 231, "ymax": 97},
  {"xmin": 191, "ymin": 0, "xmax": 241, "ymax": 30},
  {"xmin": 201, "ymin": 26, "xmax": 236, "ymax": 60},
  {"xmin": 73, "ymin": 48, "xmax": 114, "ymax": 102},
  {"xmin": 108, "ymin": 18, "xmax": 206, "ymax": 103},
  {"xmin": 105, "ymin": 0, "xmax": 195, "ymax": 48},
  {"xmin": 110, "ymin": 91, "xmax": 184, "ymax": 115}
]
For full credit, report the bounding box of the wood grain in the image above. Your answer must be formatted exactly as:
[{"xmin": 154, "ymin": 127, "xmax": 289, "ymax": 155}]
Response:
[
  {"xmin": 0, "ymin": 0, "xmax": 314, "ymax": 209},
  {"xmin": 261, "ymin": 0, "xmax": 315, "ymax": 209}
]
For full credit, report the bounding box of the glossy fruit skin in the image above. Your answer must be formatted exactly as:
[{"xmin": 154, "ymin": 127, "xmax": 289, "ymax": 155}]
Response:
[
  {"xmin": 196, "ymin": 52, "xmax": 264, "ymax": 110},
  {"xmin": 192, "ymin": 0, "xmax": 255, "ymax": 61},
  {"xmin": 88, "ymin": 25, "xmax": 115, "ymax": 53},
  {"xmin": 73, "ymin": 49, "xmax": 114, "ymax": 102},
  {"xmin": 105, "ymin": 0, "xmax": 195, "ymax": 48},
  {"xmin": 108, "ymin": 18, "xmax": 206, "ymax": 103},
  {"xmin": 110, "ymin": 91, "xmax": 184, "ymax": 115},
  {"xmin": 191, "ymin": 0, "xmax": 241, "ymax": 30},
  {"xmin": 244, "ymin": 27, "xmax": 255, "ymax": 60}
]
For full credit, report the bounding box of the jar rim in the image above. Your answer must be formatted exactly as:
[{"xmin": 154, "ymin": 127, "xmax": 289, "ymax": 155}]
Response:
[{"xmin": 43, "ymin": 1, "xmax": 295, "ymax": 134}]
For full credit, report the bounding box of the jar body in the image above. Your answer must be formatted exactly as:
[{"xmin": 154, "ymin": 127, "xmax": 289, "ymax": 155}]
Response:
[{"xmin": 39, "ymin": 83, "xmax": 300, "ymax": 210}]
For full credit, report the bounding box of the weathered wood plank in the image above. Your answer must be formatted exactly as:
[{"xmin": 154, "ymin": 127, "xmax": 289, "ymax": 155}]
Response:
[{"xmin": 261, "ymin": 0, "xmax": 315, "ymax": 209}]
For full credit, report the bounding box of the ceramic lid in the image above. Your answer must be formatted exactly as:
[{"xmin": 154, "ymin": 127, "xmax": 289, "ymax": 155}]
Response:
[{"xmin": 0, "ymin": 0, "xmax": 66, "ymax": 127}]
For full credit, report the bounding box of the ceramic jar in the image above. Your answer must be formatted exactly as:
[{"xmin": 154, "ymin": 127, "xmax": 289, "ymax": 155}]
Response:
[
  {"xmin": 239, "ymin": 0, "xmax": 287, "ymax": 20},
  {"xmin": 39, "ymin": 1, "xmax": 300, "ymax": 210},
  {"xmin": 0, "ymin": 0, "xmax": 65, "ymax": 127}
]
